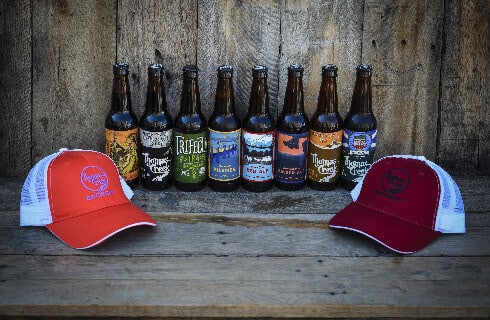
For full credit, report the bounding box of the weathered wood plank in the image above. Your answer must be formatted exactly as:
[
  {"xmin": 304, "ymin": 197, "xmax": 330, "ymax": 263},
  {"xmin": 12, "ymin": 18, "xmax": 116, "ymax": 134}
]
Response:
[
  {"xmin": 1, "ymin": 176, "xmax": 488, "ymax": 257},
  {"xmin": 0, "ymin": 255, "xmax": 488, "ymax": 318},
  {"xmin": 2, "ymin": 175, "xmax": 488, "ymax": 213},
  {"xmin": 363, "ymin": 0, "xmax": 444, "ymax": 161},
  {"xmin": 31, "ymin": 0, "xmax": 116, "ymax": 163},
  {"xmin": 438, "ymin": 0, "xmax": 490, "ymax": 174},
  {"xmin": 117, "ymin": 0, "xmax": 197, "ymax": 119},
  {"xmin": 1, "ymin": 210, "xmax": 488, "ymax": 257},
  {"xmin": 197, "ymin": 0, "xmax": 282, "ymax": 120},
  {"xmin": 1, "ymin": 0, "xmax": 489, "ymax": 177},
  {"xmin": 0, "ymin": 0, "xmax": 32, "ymax": 177},
  {"xmin": 279, "ymin": 1, "xmax": 363, "ymax": 118}
]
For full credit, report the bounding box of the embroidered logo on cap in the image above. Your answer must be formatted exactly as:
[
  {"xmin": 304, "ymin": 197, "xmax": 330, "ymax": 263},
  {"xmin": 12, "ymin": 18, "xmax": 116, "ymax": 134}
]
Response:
[
  {"xmin": 375, "ymin": 168, "xmax": 411, "ymax": 203},
  {"xmin": 381, "ymin": 168, "xmax": 410, "ymax": 194},
  {"xmin": 80, "ymin": 166, "xmax": 109, "ymax": 191},
  {"xmin": 80, "ymin": 166, "xmax": 115, "ymax": 201}
]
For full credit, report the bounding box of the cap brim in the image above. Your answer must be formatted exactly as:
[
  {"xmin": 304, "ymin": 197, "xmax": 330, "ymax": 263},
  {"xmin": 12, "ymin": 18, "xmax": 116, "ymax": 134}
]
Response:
[
  {"xmin": 46, "ymin": 202, "xmax": 156, "ymax": 249},
  {"xmin": 329, "ymin": 202, "xmax": 441, "ymax": 254}
]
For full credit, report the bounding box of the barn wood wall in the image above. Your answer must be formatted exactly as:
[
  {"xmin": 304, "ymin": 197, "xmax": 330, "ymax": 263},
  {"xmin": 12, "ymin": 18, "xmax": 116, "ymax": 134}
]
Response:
[{"xmin": 0, "ymin": 0, "xmax": 488, "ymax": 177}]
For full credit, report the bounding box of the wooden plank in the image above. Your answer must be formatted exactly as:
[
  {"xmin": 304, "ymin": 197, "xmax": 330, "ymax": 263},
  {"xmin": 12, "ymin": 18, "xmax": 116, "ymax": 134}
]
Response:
[
  {"xmin": 1, "ymin": 210, "xmax": 488, "ymax": 257},
  {"xmin": 3, "ymin": 175, "xmax": 489, "ymax": 213},
  {"xmin": 117, "ymin": 0, "xmax": 197, "ymax": 119},
  {"xmin": 1, "ymin": 176, "xmax": 489, "ymax": 257},
  {"xmin": 132, "ymin": 175, "xmax": 490, "ymax": 215},
  {"xmin": 279, "ymin": 0, "xmax": 363, "ymax": 118},
  {"xmin": 438, "ymin": 0, "xmax": 490, "ymax": 174},
  {"xmin": 0, "ymin": 255, "xmax": 489, "ymax": 318},
  {"xmin": 362, "ymin": 0, "xmax": 444, "ymax": 161},
  {"xmin": 31, "ymin": 0, "xmax": 116, "ymax": 163},
  {"xmin": 2, "ymin": 207, "xmax": 490, "ymax": 258},
  {"xmin": 197, "ymin": 0, "xmax": 282, "ymax": 120},
  {"xmin": 0, "ymin": 0, "xmax": 32, "ymax": 177}
]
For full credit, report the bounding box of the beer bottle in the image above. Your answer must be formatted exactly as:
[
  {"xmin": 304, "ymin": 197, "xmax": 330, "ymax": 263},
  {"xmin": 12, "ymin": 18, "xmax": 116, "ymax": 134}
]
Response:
[
  {"xmin": 208, "ymin": 65, "xmax": 241, "ymax": 192},
  {"xmin": 173, "ymin": 65, "xmax": 207, "ymax": 191},
  {"xmin": 307, "ymin": 64, "xmax": 343, "ymax": 190},
  {"xmin": 275, "ymin": 64, "xmax": 309, "ymax": 191},
  {"xmin": 105, "ymin": 62, "xmax": 139, "ymax": 188},
  {"xmin": 339, "ymin": 64, "xmax": 377, "ymax": 190},
  {"xmin": 139, "ymin": 64, "xmax": 173, "ymax": 190},
  {"xmin": 241, "ymin": 65, "xmax": 275, "ymax": 192}
]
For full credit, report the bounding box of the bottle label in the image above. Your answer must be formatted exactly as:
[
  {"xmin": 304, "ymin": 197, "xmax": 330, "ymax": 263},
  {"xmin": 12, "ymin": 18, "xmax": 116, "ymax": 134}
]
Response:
[
  {"xmin": 173, "ymin": 131, "xmax": 207, "ymax": 184},
  {"xmin": 140, "ymin": 128, "xmax": 173, "ymax": 183},
  {"xmin": 307, "ymin": 129, "xmax": 342, "ymax": 183},
  {"xmin": 275, "ymin": 131, "xmax": 308, "ymax": 184},
  {"xmin": 242, "ymin": 129, "xmax": 274, "ymax": 182},
  {"xmin": 209, "ymin": 128, "xmax": 241, "ymax": 181},
  {"xmin": 340, "ymin": 129, "xmax": 377, "ymax": 183},
  {"xmin": 105, "ymin": 128, "xmax": 139, "ymax": 181}
]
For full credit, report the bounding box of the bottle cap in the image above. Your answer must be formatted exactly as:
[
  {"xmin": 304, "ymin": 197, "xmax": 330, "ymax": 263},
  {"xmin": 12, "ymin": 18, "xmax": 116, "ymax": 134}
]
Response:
[
  {"xmin": 357, "ymin": 64, "xmax": 372, "ymax": 77},
  {"xmin": 183, "ymin": 65, "xmax": 199, "ymax": 78},
  {"xmin": 322, "ymin": 64, "xmax": 338, "ymax": 77},
  {"xmin": 113, "ymin": 62, "xmax": 129, "ymax": 76},
  {"xmin": 217, "ymin": 65, "xmax": 233, "ymax": 79},
  {"xmin": 288, "ymin": 64, "xmax": 304, "ymax": 77},
  {"xmin": 148, "ymin": 63, "xmax": 163, "ymax": 78},
  {"xmin": 252, "ymin": 65, "xmax": 268, "ymax": 78}
]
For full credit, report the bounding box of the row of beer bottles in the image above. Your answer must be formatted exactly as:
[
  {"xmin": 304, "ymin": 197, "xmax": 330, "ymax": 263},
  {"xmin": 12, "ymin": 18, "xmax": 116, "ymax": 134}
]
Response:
[{"xmin": 105, "ymin": 62, "xmax": 377, "ymax": 192}]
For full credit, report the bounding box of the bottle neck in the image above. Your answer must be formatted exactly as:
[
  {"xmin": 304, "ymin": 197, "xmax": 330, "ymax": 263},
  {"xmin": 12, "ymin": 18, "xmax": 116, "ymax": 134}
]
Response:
[
  {"xmin": 350, "ymin": 75, "xmax": 372, "ymax": 113},
  {"xmin": 284, "ymin": 76, "xmax": 304, "ymax": 114},
  {"xmin": 146, "ymin": 76, "xmax": 167, "ymax": 113},
  {"xmin": 317, "ymin": 76, "xmax": 338, "ymax": 113},
  {"xmin": 111, "ymin": 74, "xmax": 132, "ymax": 112},
  {"xmin": 180, "ymin": 77, "xmax": 201, "ymax": 114},
  {"xmin": 214, "ymin": 77, "xmax": 235, "ymax": 114},
  {"xmin": 249, "ymin": 78, "xmax": 269, "ymax": 115}
]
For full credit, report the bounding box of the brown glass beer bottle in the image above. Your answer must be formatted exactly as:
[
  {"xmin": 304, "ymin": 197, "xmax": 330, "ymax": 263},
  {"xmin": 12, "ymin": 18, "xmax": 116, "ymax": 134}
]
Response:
[
  {"xmin": 307, "ymin": 64, "xmax": 343, "ymax": 190},
  {"xmin": 173, "ymin": 65, "xmax": 208, "ymax": 192},
  {"xmin": 105, "ymin": 62, "xmax": 139, "ymax": 188},
  {"xmin": 339, "ymin": 64, "xmax": 377, "ymax": 190},
  {"xmin": 241, "ymin": 65, "xmax": 275, "ymax": 192},
  {"xmin": 274, "ymin": 64, "xmax": 309, "ymax": 191},
  {"xmin": 208, "ymin": 65, "xmax": 241, "ymax": 192},
  {"xmin": 139, "ymin": 64, "xmax": 173, "ymax": 190}
]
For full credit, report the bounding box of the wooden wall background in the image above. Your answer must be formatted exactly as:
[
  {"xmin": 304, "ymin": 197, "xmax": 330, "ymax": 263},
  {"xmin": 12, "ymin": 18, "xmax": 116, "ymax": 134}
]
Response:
[{"xmin": 0, "ymin": 0, "xmax": 488, "ymax": 178}]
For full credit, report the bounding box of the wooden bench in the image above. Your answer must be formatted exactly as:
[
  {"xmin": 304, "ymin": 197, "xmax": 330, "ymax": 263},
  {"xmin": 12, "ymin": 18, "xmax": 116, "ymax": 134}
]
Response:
[{"xmin": 1, "ymin": 175, "xmax": 489, "ymax": 319}]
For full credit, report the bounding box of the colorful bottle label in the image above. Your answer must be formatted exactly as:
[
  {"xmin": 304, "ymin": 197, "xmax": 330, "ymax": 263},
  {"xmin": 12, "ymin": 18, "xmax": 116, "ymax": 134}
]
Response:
[
  {"xmin": 340, "ymin": 129, "xmax": 377, "ymax": 183},
  {"xmin": 242, "ymin": 129, "xmax": 274, "ymax": 182},
  {"xmin": 173, "ymin": 131, "xmax": 207, "ymax": 184},
  {"xmin": 105, "ymin": 128, "xmax": 139, "ymax": 181},
  {"xmin": 275, "ymin": 131, "xmax": 308, "ymax": 184},
  {"xmin": 140, "ymin": 128, "xmax": 173, "ymax": 183},
  {"xmin": 308, "ymin": 129, "xmax": 343, "ymax": 183},
  {"xmin": 209, "ymin": 128, "xmax": 241, "ymax": 181}
]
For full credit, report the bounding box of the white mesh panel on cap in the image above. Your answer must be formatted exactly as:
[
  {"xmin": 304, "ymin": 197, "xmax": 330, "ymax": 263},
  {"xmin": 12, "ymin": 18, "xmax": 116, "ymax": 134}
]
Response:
[
  {"xmin": 20, "ymin": 150, "xmax": 65, "ymax": 226},
  {"xmin": 425, "ymin": 159, "xmax": 466, "ymax": 233},
  {"xmin": 120, "ymin": 176, "xmax": 134, "ymax": 199}
]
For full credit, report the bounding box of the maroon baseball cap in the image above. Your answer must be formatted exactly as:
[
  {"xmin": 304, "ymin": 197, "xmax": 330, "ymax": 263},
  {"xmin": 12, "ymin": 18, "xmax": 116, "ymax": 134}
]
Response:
[{"xmin": 329, "ymin": 155, "xmax": 465, "ymax": 254}]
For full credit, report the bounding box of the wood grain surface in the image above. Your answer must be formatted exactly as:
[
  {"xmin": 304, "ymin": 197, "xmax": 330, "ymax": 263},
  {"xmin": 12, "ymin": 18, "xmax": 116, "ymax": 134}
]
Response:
[
  {"xmin": 0, "ymin": 0, "xmax": 32, "ymax": 177},
  {"xmin": 0, "ymin": 176, "xmax": 489, "ymax": 318},
  {"xmin": 31, "ymin": 0, "xmax": 116, "ymax": 164},
  {"xmin": 438, "ymin": 0, "xmax": 490, "ymax": 174},
  {"xmin": 1, "ymin": 0, "xmax": 489, "ymax": 177},
  {"xmin": 117, "ymin": 0, "xmax": 197, "ymax": 119}
]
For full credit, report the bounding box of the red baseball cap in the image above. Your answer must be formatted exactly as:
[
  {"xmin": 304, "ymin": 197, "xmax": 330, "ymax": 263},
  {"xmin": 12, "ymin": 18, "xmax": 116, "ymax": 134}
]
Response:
[
  {"xmin": 20, "ymin": 149, "xmax": 156, "ymax": 249},
  {"xmin": 329, "ymin": 155, "xmax": 465, "ymax": 254}
]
